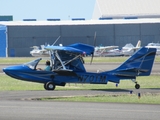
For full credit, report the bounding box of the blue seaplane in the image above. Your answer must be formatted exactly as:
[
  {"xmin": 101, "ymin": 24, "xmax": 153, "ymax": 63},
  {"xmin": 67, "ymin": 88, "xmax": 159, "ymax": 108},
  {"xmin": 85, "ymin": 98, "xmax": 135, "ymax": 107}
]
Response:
[{"xmin": 3, "ymin": 43, "xmax": 156, "ymax": 90}]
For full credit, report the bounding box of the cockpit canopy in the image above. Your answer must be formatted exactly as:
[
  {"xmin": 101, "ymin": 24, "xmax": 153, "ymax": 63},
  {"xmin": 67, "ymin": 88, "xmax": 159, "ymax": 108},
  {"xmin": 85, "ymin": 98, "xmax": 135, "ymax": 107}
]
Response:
[{"xmin": 24, "ymin": 58, "xmax": 42, "ymax": 70}]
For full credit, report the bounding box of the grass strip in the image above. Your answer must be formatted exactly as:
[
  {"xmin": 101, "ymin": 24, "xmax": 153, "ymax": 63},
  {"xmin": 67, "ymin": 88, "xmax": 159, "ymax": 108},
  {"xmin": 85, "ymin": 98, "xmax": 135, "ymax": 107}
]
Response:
[
  {"xmin": 40, "ymin": 93, "xmax": 160, "ymax": 104},
  {"xmin": 0, "ymin": 74, "xmax": 160, "ymax": 104},
  {"xmin": 0, "ymin": 74, "xmax": 160, "ymax": 91}
]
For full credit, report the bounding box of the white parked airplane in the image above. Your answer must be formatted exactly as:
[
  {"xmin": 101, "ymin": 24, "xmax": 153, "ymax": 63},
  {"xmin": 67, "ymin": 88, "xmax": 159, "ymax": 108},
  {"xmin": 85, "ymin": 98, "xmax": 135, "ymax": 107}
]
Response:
[
  {"xmin": 30, "ymin": 45, "xmax": 49, "ymax": 57},
  {"xmin": 30, "ymin": 36, "xmax": 61, "ymax": 57},
  {"xmin": 146, "ymin": 42, "xmax": 160, "ymax": 55},
  {"xmin": 121, "ymin": 40, "xmax": 141, "ymax": 56},
  {"xmin": 94, "ymin": 46, "xmax": 123, "ymax": 57}
]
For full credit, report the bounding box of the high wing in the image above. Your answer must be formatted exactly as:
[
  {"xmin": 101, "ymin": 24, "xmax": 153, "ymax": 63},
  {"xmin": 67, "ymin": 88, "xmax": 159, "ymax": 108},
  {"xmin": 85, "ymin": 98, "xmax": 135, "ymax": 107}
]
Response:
[
  {"xmin": 45, "ymin": 43, "xmax": 94, "ymax": 56},
  {"xmin": 45, "ymin": 45, "xmax": 83, "ymax": 54}
]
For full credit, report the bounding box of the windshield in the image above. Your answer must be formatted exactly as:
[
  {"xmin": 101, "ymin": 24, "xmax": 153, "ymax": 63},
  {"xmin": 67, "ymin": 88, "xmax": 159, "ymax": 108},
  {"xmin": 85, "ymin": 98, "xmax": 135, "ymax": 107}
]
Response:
[{"xmin": 24, "ymin": 58, "xmax": 42, "ymax": 70}]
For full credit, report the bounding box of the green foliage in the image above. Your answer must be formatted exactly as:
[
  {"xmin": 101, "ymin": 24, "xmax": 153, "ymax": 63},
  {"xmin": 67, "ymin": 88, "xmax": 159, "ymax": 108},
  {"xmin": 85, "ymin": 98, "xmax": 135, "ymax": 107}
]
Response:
[
  {"xmin": 41, "ymin": 93, "xmax": 160, "ymax": 104},
  {"xmin": 0, "ymin": 74, "xmax": 160, "ymax": 104},
  {"xmin": 0, "ymin": 74, "xmax": 159, "ymax": 91},
  {"xmin": 0, "ymin": 75, "xmax": 44, "ymax": 91}
]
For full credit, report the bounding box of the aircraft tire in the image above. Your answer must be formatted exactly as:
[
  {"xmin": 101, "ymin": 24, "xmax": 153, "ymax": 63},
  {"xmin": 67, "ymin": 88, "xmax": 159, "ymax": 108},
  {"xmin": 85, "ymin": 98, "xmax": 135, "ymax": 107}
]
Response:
[
  {"xmin": 135, "ymin": 84, "xmax": 140, "ymax": 89},
  {"xmin": 44, "ymin": 82, "xmax": 56, "ymax": 90}
]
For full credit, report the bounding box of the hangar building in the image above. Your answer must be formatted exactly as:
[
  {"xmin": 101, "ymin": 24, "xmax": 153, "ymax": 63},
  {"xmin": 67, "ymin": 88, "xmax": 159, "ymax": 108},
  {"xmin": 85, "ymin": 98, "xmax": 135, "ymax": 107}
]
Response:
[{"xmin": 0, "ymin": 0, "xmax": 160, "ymax": 57}]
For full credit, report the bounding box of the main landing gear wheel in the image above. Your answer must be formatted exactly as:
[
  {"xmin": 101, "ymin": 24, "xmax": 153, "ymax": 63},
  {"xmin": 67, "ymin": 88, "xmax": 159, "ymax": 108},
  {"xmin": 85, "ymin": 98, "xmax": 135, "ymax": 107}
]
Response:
[
  {"xmin": 131, "ymin": 79, "xmax": 140, "ymax": 89},
  {"xmin": 135, "ymin": 83, "xmax": 140, "ymax": 89},
  {"xmin": 44, "ymin": 82, "xmax": 56, "ymax": 91}
]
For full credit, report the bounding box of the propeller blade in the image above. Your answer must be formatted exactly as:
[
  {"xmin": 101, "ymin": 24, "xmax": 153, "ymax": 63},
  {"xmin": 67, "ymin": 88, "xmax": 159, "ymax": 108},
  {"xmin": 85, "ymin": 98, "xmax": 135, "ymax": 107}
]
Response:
[
  {"xmin": 93, "ymin": 32, "xmax": 97, "ymax": 47},
  {"xmin": 90, "ymin": 32, "xmax": 96, "ymax": 65},
  {"xmin": 90, "ymin": 52, "xmax": 94, "ymax": 65}
]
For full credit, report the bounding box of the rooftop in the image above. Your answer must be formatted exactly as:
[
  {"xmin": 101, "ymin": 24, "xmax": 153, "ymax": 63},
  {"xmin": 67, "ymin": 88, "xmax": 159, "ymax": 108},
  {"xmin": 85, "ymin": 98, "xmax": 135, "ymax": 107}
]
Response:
[
  {"xmin": 93, "ymin": 0, "xmax": 160, "ymax": 19},
  {"xmin": 1, "ymin": 18, "xmax": 160, "ymax": 26}
]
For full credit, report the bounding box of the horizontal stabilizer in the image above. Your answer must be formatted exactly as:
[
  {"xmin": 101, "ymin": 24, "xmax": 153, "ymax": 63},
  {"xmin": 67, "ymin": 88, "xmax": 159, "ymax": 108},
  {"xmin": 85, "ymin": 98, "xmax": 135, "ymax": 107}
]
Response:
[{"xmin": 115, "ymin": 67, "xmax": 149, "ymax": 77}]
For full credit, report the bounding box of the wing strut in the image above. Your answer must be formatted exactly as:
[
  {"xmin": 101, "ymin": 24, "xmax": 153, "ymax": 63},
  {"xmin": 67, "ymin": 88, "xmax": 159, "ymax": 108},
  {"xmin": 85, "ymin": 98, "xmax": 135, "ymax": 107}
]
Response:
[
  {"xmin": 54, "ymin": 51, "xmax": 66, "ymax": 70},
  {"xmin": 56, "ymin": 55, "xmax": 81, "ymax": 70}
]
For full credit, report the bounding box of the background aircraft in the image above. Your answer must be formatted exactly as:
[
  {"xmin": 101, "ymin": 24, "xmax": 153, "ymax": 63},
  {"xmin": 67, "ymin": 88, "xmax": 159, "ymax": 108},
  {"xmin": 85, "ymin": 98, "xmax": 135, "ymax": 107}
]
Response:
[
  {"xmin": 145, "ymin": 42, "xmax": 160, "ymax": 55},
  {"xmin": 94, "ymin": 40, "xmax": 141, "ymax": 57},
  {"xmin": 3, "ymin": 43, "xmax": 156, "ymax": 90},
  {"xmin": 121, "ymin": 40, "xmax": 141, "ymax": 56},
  {"xmin": 30, "ymin": 36, "xmax": 61, "ymax": 57},
  {"xmin": 30, "ymin": 45, "xmax": 49, "ymax": 57},
  {"xmin": 94, "ymin": 46, "xmax": 123, "ymax": 57}
]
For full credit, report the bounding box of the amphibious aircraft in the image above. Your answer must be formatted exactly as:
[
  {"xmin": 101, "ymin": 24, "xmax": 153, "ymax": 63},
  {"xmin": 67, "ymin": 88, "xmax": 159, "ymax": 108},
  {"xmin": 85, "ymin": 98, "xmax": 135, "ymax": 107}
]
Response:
[{"xmin": 3, "ymin": 43, "xmax": 156, "ymax": 90}]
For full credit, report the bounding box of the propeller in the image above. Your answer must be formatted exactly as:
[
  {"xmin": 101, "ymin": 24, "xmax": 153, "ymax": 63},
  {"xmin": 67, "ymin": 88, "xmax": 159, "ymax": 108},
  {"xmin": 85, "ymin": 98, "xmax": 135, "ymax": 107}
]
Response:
[{"xmin": 90, "ymin": 31, "xmax": 96, "ymax": 65}]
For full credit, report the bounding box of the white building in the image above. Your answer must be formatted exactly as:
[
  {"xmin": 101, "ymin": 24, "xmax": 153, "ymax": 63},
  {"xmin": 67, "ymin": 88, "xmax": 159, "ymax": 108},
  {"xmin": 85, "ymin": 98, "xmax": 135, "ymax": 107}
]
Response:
[{"xmin": 92, "ymin": 0, "xmax": 160, "ymax": 19}]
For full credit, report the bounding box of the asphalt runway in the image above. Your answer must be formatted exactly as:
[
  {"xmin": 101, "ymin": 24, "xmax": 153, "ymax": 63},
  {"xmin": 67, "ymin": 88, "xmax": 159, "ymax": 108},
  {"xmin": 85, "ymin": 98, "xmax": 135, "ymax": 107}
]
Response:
[
  {"xmin": 0, "ymin": 90, "xmax": 160, "ymax": 120},
  {"xmin": 0, "ymin": 100, "xmax": 160, "ymax": 120},
  {"xmin": 0, "ymin": 63, "xmax": 160, "ymax": 119}
]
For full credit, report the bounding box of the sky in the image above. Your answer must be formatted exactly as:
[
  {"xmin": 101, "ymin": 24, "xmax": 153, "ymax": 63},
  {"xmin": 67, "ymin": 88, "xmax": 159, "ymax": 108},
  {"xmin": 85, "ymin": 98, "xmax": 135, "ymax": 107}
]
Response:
[{"xmin": 0, "ymin": 0, "xmax": 96, "ymax": 21}]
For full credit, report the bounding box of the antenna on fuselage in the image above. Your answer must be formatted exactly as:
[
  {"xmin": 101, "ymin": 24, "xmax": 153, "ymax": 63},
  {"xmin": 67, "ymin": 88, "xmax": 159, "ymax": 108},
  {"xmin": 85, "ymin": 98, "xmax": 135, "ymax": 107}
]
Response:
[{"xmin": 52, "ymin": 36, "xmax": 61, "ymax": 45}]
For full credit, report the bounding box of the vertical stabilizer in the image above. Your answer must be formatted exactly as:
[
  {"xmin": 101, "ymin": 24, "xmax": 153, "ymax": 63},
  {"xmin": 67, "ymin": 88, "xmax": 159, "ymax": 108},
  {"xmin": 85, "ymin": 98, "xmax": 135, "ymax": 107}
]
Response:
[
  {"xmin": 136, "ymin": 40, "xmax": 141, "ymax": 48},
  {"xmin": 115, "ymin": 47, "xmax": 156, "ymax": 76}
]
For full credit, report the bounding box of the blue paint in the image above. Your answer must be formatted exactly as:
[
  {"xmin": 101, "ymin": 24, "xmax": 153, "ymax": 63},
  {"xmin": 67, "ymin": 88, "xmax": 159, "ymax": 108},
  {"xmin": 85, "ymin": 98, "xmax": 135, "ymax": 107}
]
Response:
[{"xmin": 0, "ymin": 25, "xmax": 7, "ymax": 57}]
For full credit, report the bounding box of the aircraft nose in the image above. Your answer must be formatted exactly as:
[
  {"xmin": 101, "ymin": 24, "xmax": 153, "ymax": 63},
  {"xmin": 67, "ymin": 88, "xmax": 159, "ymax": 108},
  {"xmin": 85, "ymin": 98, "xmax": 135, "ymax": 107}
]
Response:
[
  {"xmin": 3, "ymin": 65, "xmax": 22, "ymax": 74},
  {"xmin": 3, "ymin": 65, "xmax": 31, "ymax": 74},
  {"xmin": 3, "ymin": 68, "xmax": 7, "ymax": 73},
  {"xmin": 3, "ymin": 67, "xmax": 14, "ymax": 73}
]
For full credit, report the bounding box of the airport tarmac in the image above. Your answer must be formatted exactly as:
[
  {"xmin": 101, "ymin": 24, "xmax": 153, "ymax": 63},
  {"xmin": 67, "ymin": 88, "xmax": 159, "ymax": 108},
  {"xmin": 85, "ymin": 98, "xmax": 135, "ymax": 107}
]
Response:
[
  {"xmin": 0, "ymin": 90, "xmax": 160, "ymax": 120},
  {"xmin": 0, "ymin": 100, "xmax": 159, "ymax": 120}
]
